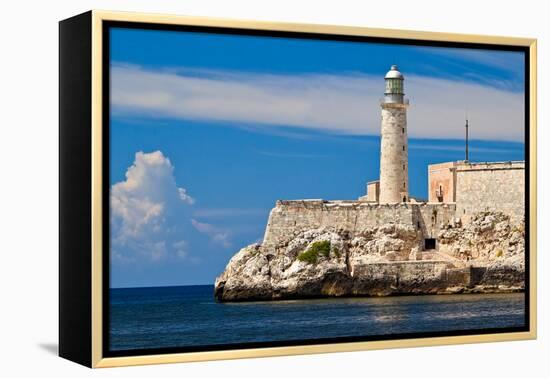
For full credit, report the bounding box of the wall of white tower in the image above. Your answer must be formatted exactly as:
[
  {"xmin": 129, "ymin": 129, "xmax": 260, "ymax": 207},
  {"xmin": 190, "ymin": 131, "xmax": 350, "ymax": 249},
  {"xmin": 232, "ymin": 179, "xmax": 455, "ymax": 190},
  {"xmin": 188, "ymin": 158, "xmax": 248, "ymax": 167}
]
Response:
[{"xmin": 379, "ymin": 104, "xmax": 409, "ymax": 203}]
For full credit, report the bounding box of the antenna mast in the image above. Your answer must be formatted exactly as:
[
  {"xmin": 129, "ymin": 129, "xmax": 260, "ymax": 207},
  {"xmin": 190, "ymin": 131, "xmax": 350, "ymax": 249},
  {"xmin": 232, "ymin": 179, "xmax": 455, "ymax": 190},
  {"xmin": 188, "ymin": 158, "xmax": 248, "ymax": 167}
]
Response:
[{"xmin": 465, "ymin": 118, "xmax": 469, "ymax": 162}]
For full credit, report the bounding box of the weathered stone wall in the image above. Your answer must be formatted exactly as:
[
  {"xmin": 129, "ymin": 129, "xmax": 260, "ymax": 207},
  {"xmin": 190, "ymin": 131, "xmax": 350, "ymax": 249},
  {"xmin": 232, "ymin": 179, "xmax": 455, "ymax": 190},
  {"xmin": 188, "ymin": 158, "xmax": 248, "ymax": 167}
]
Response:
[
  {"xmin": 362, "ymin": 180, "xmax": 380, "ymax": 202},
  {"xmin": 428, "ymin": 161, "xmax": 457, "ymax": 203},
  {"xmin": 414, "ymin": 203, "xmax": 457, "ymax": 240},
  {"xmin": 262, "ymin": 200, "xmax": 456, "ymax": 247},
  {"xmin": 379, "ymin": 104, "xmax": 408, "ymax": 203},
  {"xmin": 263, "ymin": 200, "xmax": 414, "ymax": 246},
  {"xmin": 455, "ymin": 161, "xmax": 525, "ymax": 223}
]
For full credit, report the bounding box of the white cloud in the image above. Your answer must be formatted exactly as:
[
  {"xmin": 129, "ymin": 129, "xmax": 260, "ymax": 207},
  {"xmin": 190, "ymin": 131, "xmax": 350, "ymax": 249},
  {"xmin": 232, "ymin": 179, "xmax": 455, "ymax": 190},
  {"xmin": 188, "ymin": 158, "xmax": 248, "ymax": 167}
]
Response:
[
  {"xmin": 191, "ymin": 219, "xmax": 231, "ymax": 248},
  {"xmin": 110, "ymin": 150, "xmax": 194, "ymax": 262},
  {"xmin": 409, "ymin": 141, "xmax": 522, "ymax": 155},
  {"xmin": 112, "ymin": 63, "xmax": 524, "ymax": 141},
  {"xmin": 419, "ymin": 47, "xmax": 524, "ymax": 75},
  {"xmin": 149, "ymin": 241, "xmax": 167, "ymax": 261},
  {"xmin": 172, "ymin": 240, "xmax": 189, "ymax": 259},
  {"xmin": 178, "ymin": 187, "xmax": 195, "ymax": 204}
]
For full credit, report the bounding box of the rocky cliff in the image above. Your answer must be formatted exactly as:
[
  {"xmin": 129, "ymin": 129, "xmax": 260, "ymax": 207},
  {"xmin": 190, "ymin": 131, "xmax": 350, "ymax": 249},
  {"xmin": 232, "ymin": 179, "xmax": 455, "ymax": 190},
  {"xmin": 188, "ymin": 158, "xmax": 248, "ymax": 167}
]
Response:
[{"xmin": 214, "ymin": 202, "xmax": 524, "ymax": 302}]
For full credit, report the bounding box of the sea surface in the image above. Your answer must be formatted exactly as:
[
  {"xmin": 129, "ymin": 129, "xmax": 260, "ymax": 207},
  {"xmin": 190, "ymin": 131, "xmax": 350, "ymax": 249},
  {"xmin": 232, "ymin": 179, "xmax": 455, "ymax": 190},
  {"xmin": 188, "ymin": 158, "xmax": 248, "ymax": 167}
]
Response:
[{"xmin": 109, "ymin": 285, "xmax": 525, "ymax": 351}]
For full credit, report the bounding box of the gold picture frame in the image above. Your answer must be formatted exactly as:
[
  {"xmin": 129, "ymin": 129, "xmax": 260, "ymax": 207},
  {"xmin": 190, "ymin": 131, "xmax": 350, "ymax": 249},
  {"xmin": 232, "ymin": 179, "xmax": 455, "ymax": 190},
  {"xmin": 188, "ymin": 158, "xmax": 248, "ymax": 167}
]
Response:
[{"xmin": 59, "ymin": 10, "xmax": 537, "ymax": 368}]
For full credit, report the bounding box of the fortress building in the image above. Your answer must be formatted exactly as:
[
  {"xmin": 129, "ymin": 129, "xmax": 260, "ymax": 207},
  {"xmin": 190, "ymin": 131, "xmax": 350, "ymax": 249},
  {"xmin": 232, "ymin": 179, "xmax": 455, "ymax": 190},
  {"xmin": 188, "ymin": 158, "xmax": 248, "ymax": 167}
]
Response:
[
  {"xmin": 215, "ymin": 65, "xmax": 526, "ymax": 301},
  {"xmin": 258, "ymin": 64, "xmax": 525, "ymax": 253},
  {"xmin": 428, "ymin": 160, "xmax": 525, "ymax": 223}
]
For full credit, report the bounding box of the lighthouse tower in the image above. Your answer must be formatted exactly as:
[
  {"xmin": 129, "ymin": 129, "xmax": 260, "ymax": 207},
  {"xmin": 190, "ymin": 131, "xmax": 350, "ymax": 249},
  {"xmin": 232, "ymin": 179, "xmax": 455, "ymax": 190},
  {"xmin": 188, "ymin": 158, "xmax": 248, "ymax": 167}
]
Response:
[{"xmin": 379, "ymin": 65, "xmax": 409, "ymax": 203}]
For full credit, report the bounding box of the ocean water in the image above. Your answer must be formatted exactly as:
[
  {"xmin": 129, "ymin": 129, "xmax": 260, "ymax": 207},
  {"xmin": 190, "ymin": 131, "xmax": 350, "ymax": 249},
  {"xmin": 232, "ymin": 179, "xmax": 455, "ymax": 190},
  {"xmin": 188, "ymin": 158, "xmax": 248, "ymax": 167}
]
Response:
[{"xmin": 109, "ymin": 285, "xmax": 525, "ymax": 352}]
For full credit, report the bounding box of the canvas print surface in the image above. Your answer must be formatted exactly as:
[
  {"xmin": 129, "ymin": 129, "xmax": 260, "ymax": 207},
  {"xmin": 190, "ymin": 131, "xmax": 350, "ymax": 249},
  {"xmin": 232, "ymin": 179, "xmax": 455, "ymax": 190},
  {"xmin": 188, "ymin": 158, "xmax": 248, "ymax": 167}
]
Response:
[{"xmin": 107, "ymin": 26, "xmax": 527, "ymax": 354}]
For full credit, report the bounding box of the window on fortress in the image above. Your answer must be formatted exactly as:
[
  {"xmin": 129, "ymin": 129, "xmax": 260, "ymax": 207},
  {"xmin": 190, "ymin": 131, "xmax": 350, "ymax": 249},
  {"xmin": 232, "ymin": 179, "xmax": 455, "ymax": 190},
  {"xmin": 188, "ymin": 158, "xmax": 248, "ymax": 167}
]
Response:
[
  {"xmin": 402, "ymin": 128, "xmax": 405, "ymax": 134},
  {"xmin": 437, "ymin": 185, "xmax": 443, "ymax": 202},
  {"xmin": 403, "ymin": 146, "xmax": 405, "ymax": 151}
]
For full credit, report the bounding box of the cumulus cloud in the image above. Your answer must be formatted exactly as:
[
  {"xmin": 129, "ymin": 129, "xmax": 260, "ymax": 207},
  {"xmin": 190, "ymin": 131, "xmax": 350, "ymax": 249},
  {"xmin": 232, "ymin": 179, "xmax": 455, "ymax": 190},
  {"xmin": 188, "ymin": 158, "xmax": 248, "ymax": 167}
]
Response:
[
  {"xmin": 110, "ymin": 150, "xmax": 195, "ymax": 263},
  {"xmin": 112, "ymin": 63, "xmax": 524, "ymax": 141}
]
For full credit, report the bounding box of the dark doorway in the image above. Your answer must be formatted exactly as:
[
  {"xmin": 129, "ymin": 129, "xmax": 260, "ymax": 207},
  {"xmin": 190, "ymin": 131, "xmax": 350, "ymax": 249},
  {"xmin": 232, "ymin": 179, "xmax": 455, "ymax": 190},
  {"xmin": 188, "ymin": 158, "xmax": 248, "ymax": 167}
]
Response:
[{"xmin": 424, "ymin": 238, "xmax": 436, "ymax": 250}]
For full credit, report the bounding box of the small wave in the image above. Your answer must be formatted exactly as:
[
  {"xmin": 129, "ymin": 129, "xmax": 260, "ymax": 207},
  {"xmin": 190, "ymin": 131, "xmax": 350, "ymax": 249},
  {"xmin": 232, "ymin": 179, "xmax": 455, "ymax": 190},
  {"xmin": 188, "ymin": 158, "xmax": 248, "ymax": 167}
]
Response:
[{"xmin": 373, "ymin": 314, "xmax": 408, "ymax": 323}]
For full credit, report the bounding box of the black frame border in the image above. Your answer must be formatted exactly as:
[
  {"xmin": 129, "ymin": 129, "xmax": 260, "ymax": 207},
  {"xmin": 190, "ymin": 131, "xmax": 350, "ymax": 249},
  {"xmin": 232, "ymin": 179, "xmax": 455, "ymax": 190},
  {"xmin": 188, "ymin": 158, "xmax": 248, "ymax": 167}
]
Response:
[
  {"xmin": 59, "ymin": 11, "xmax": 93, "ymax": 367},
  {"xmin": 101, "ymin": 20, "xmax": 531, "ymax": 359}
]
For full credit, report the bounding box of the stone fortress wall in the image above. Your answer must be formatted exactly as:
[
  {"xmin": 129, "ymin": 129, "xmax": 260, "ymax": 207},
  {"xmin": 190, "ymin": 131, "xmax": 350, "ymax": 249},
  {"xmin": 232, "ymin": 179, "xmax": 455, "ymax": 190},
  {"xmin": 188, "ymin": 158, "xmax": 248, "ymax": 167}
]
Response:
[
  {"xmin": 415, "ymin": 203, "xmax": 457, "ymax": 239},
  {"xmin": 428, "ymin": 161, "xmax": 457, "ymax": 203},
  {"xmin": 263, "ymin": 160, "xmax": 523, "ymax": 252},
  {"xmin": 363, "ymin": 181, "xmax": 380, "ymax": 202},
  {"xmin": 262, "ymin": 200, "xmax": 456, "ymax": 249},
  {"xmin": 263, "ymin": 200, "xmax": 413, "ymax": 247},
  {"xmin": 455, "ymin": 161, "xmax": 525, "ymax": 223},
  {"xmin": 428, "ymin": 161, "xmax": 525, "ymax": 223}
]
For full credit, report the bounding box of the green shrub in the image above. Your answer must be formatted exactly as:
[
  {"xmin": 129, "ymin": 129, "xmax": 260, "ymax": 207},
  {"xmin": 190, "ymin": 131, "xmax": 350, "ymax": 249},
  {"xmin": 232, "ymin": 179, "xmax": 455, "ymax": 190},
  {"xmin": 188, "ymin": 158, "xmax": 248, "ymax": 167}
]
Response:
[
  {"xmin": 297, "ymin": 248, "xmax": 319, "ymax": 263},
  {"xmin": 297, "ymin": 240, "xmax": 331, "ymax": 264}
]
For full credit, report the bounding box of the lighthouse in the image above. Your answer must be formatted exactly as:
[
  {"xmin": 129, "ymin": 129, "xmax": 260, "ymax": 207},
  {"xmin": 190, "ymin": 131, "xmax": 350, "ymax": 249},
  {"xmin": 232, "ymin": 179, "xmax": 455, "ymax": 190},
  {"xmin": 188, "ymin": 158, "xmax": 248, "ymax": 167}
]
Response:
[{"xmin": 379, "ymin": 65, "xmax": 410, "ymax": 203}]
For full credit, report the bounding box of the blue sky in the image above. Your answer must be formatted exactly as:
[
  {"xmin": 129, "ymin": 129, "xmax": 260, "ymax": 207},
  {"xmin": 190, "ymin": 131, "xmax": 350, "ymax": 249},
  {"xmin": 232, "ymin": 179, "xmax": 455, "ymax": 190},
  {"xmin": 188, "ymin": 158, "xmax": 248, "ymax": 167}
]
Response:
[{"xmin": 109, "ymin": 27, "xmax": 525, "ymax": 288}]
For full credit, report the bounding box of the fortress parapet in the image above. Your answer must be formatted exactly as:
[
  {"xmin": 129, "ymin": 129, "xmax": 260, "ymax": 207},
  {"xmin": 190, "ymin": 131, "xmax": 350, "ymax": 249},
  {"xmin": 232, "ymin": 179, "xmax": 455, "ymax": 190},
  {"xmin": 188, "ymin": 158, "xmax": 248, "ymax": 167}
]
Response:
[{"xmin": 263, "ymin": 199, "xmax": 456, "ymax": 249}]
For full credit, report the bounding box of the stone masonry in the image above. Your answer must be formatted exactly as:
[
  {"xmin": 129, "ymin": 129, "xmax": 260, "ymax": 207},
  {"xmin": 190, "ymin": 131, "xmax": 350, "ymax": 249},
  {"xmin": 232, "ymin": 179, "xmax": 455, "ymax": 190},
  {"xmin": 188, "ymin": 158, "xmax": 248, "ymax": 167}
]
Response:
[
  {"xmin": 262, "ymin": 200, "xmax": 456, "ymax": 249},
  {"xmin": 455, "ymin": 161, "xmax": 525, "ymax": 223},
  {"xmin": 379, "ymin": 105, "xmax": 409, "ymax": 203},
  {"xmin": 428, "ymin": 161, "xmax": 525, "ymax": 223}
]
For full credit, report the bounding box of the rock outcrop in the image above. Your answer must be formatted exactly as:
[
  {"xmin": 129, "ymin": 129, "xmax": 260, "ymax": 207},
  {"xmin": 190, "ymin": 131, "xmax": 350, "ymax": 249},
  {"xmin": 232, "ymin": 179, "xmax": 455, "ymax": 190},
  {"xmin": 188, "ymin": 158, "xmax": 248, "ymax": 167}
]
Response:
[
  {"xmin": 214, "ymin": 206, "xmax": 525, "ymax": 302},
  {"xmin": 437, "ymin": 212, "xmax": 525, "ymax": 288}
]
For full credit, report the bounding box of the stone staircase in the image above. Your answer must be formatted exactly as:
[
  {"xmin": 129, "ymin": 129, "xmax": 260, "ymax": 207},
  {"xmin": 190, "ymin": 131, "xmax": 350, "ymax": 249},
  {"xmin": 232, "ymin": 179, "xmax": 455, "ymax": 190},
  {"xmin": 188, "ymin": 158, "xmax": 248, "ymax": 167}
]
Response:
[{"xmin": 422, "ymin": 250, "xmax": 468, "ymax": 268}]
